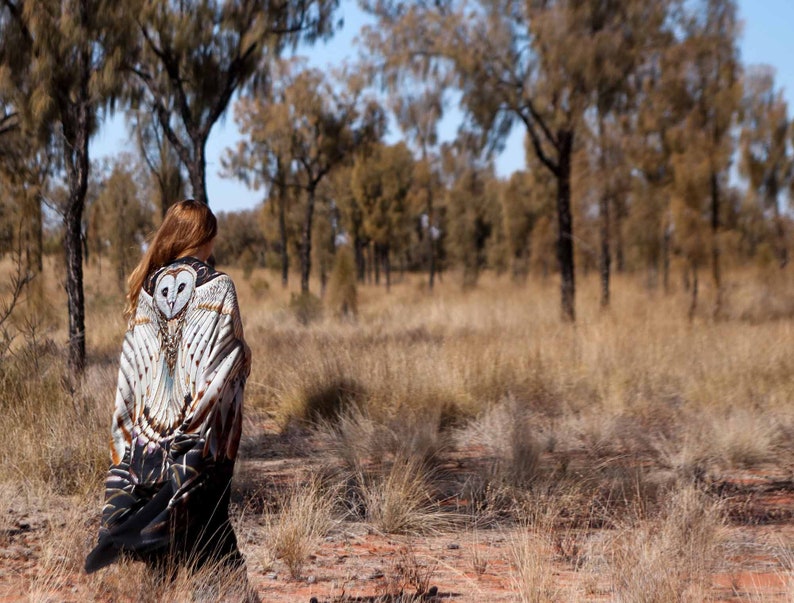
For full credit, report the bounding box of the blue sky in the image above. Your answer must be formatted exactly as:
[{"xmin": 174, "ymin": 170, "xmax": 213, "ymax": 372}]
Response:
[{"xmin": 91, "ymin": 0, "xmax": 794, "ymax": 213}]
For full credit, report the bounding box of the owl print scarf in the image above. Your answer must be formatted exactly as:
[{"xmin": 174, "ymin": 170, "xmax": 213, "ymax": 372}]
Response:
[{"xmin": 85, "ymin": 257, "xmax": 251, "ymax": 573}]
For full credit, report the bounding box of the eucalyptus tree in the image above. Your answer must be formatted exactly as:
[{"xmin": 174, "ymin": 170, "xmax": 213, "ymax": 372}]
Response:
[
  {"xmin": 500, "ymin": 171, "xmax": 537, "ymax": 282},
  {"xmin": 626, "ymin": 34, "xmax": 683, "ymax": 293},
  {"xmin": 0, "ymin": 0, "xmax": 136, "ymax": 373},
  {"xmin": 739, "ymin": 65, "xmax": 793, "ymax": 268},
  {"xmin": 361, "ymin": 0, "xmax": 676, "ymax": 321},
  {"xmin": 586, "ymin": 0, "xmax": 673, "ymax": 307},
  {"xmin": 0, "ymin": 128, "xmax": 52, "ymax": 274},
  {"xmin": 88, "ymin": 159, "xmax": 155, "ymax": 291},
  {"xmin": 129, "ymin": 0, "xmax": 340, "ymax": 207},
  {"xmin": 667, "ymin": 0, "xmax": 742, "ymax": 318},
  {"xmin": 0, "ymin": 79, "xmax": 52, "ymax": 275},
  {"xmin": 351, "ymin": 141, "xmax": 414, "ymax": 290},
  {"xmin": 392, "ymin": 90, "xmax": 444, "ymax": 289},
  {"xmin": 228, "ymin": 64, "xmax": 384, "ymax": 294}
]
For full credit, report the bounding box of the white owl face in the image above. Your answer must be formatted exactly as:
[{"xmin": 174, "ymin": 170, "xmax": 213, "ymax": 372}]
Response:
[{"xmin": 154, "ymin": 267, "xmax": 196, "ymax": 320}]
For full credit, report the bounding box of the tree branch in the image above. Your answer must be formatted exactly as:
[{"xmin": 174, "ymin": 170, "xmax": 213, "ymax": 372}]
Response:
[{"xmin": 517, "ymin": 109, "xmax": 559, "ymax": 176}]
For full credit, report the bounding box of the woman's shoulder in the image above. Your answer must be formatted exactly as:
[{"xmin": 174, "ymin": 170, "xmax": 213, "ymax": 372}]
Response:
[{"xmin": 142, "ymin": 257, "xmax": 229, "ymax": 297}]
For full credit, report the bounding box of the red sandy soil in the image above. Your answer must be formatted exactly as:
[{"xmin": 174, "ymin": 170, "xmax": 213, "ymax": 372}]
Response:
[{"xmin": 1, "ymin": 425, "xmax": 792, "ymax": 602}]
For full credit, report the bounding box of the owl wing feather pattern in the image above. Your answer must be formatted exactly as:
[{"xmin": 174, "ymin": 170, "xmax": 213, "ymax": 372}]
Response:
[{"xmin": 86, "ymin": 267, "xmax": 249, "ymax": 574}]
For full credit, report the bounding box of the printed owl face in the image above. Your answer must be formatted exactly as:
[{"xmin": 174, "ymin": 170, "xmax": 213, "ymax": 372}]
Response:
[{"xmin": 154, "ymin": 267, "xmax": 196, "ymax": 320}]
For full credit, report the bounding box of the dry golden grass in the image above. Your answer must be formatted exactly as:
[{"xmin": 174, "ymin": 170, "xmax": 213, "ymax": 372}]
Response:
[
  {"xmin": 262, "ymin": 474, "xmax": 338, "ymax": 579},
  {"xmin": 509, "ymin": 519, "xmax": 563, "ymax": 603},
  {"xmin": 603, "ymin": 484, "xmax": 725, "ymax": 603},
  {"xmin": 233, "ymin": 265, "xmax": 794, "ymax": 485},
  {"xmin": 1, "ymin": 256, "xmax": 793, "ymax": 600},
  {"xmin": 357, "ymin": 457, "xmax": 452, "ymax": 535}
]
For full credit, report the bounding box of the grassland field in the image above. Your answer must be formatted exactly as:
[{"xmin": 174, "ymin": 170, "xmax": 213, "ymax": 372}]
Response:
[{"xmin": 0, "ymin": 257, "xmax": 792, "ymax": 601}]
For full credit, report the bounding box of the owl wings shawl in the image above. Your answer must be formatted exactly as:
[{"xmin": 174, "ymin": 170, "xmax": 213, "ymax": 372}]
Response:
[{"xmin": 85, "ymin": 258, "xmax": 251, "ymax": 574}]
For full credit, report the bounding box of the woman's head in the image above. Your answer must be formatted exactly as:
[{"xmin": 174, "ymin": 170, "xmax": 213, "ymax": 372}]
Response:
[{"xmin": 124, "ymin": 200, "xmax": 217, "ymax": 321}]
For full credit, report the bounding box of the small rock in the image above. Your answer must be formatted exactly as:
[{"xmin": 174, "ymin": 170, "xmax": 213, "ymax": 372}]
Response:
[
  {"xmin": 266, "ymin": 572, "xmax": 278, "ymax": 580},
  {"xmin": 307, "ymin": 575, "xmax": 316, "ymax": 584},
  {"xmin": 368, "ymin": 571, "xmax": 384, "ymax": 580},
  {"xmin": 446, "ymin": 543, "xmax": 460, "ymax": 550}
]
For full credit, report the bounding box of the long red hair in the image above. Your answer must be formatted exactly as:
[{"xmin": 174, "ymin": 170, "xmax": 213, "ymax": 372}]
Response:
[{"xmin": 124, "ymin": 200, "xmax": 217, "ymax": 322}]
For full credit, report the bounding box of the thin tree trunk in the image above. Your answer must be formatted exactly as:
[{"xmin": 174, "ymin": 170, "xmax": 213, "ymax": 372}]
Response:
[
  {"xmin": 23, "ymin": 193, "xmax": 43, "ymax": 274},
  {"xmin": 279, "ymin": 189, "xmax": 288, "ymax": 288},
  {"xmin": 366, "ymin": 242, "xmax": 373, "ymax": 284},
  {"xmin": 320, "ymin": 217, "xmax": 334, "ymax": 298},
  {"xmin": 710, "ymin": 171, "xmax": 722, "ymax": 319},
  {"xmin": 429, "ymin": 233, "xmax": 436, "ymax": 291},
  {"xmin": 62, "ymin": 37, "xmax": 92, "ymax": 376},
  {"xmin": 556, "ymin": 130, "xmax": 575, "ymax": 323},
  {"xmin": 300, "ymin": 188, "xmax": 316, "ymax": 294},
  {"xmin": 662, "ymin": 223, "xmax": 671, "ymax": 294},
  {"xmin": 597, "ymin": 115, "xmax": 610, "ymax": 308},
  {"xmin": 63, "ymin": 127, "xmax": 89, "ymax": 375},
  {"xmin": 688, "ymin": 262, "xmax": 698, "ymax": 322},
  {"xmin": 427, "ymin": 196, "xmax": 435, "ymax": 291},
  {"xmin": 614, "ymin": 197, "xmax": 625, "ymax": 273},
  {"xmin": 384, "ymin": 243, "xmax": 391, "ymax": 293},
  {"xmin": 374, "ymin": 243, "xmax": 381, "ymax": 286},
  {"xmin": 771, "ymin": 191, "xmax": 788, "ymax": 268}
]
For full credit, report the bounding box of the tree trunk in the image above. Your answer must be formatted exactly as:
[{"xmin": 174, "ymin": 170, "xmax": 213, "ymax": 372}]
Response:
[
  {"xmin": 300, "ymin": 188, "xmax": 316, "ymax": 294},
  {"xmin": 710, "ymin": 170, "xmax": 722, "ymax": 319},
  {"xmin": 23, "ymin": 193, "xmax": 43, "ymax": 274},
  {"xmin": 662, "ymin": 223, "xmax": 671, "ymax": 294},
  {"xmin": 374, "ymin": 243, "xmax": 381, "ymax": 286},
  {"xmin": 597, "ymin": 115, "xmax": 610, "ymax": 308},
  {"xmin": 688, "ymin": 262, "xmax": 698, "ymax": 322},
  {"xmin": 366, "ymin": 242, "xmax": 373, "ymax": 284},
  {"xmin": 355, "ymin": 236, "xmax": 366, "ymax": 282},
  {"xmin": 614, "ymin": 197, "xmax": 625, "ymax": 273},
  {"xmin": 279, "ymin": 190, "xmax": 289, "ymax": 288},
  {"xmin": 556, "ymin": 130, "xmax": 575, "ymax": 323},
  {"xmin": 771, "ymin": 191, "xmax": 788, "ymax": 268},
  {"xmin": 63, "ymin": 132, "xmax": 89, "ymax": 375},
  {"xmin": 61, "ymin": 41, "xmax": 92, "ymax": 376},
  {"xmin": 187, "ymin": 137, "xmax": 209, "ymax": 206},
  {"xmin": 427, "ymin": 196, "xmax": 435, "ymax": 291},
  {"xmin": 381, "ymin": 243, "xmax": 391, "ymax": 293}
]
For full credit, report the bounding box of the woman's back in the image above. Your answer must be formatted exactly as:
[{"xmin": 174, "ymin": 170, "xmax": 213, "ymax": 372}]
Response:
[{"xmin": 86, "ymin": 206, "xmax": 251, "ymax": 583}]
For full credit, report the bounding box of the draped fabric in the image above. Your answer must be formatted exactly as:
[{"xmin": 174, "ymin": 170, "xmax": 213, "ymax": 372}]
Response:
[{"xmin": 85, "ymin": 257, "xmax": 251, "ymax": 574}]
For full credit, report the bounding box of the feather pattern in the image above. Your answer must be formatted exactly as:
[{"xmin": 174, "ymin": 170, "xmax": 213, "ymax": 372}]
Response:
[{"xmin": 86, "ymin": 257, "xmax": 250, "ymax": 574}]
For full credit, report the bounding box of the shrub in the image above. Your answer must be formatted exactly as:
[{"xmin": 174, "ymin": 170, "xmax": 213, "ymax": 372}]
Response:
[{"xmin": 289, "ymin": 292, "xmax": 322, "ymax": 325}]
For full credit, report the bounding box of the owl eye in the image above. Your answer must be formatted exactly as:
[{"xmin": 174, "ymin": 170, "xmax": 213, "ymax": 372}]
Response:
[
  {"xmin": 161, "ymin": 287, "xmax": 169, "ymax": 297},
  {"xmin": 177, "ymin": 283, "xmax": 186, "ymax": 294}
]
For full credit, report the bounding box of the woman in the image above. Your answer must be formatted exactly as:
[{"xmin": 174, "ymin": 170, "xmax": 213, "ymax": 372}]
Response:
[{"xmin": 85, "ymin": 200, "xmax": 252, "ymax": 584}]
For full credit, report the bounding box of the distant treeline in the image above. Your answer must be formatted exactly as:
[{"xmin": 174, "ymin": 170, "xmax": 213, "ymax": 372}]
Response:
[{"xmin": 1, "ymin": 0, "xmax": 793, "ymax": 371}]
